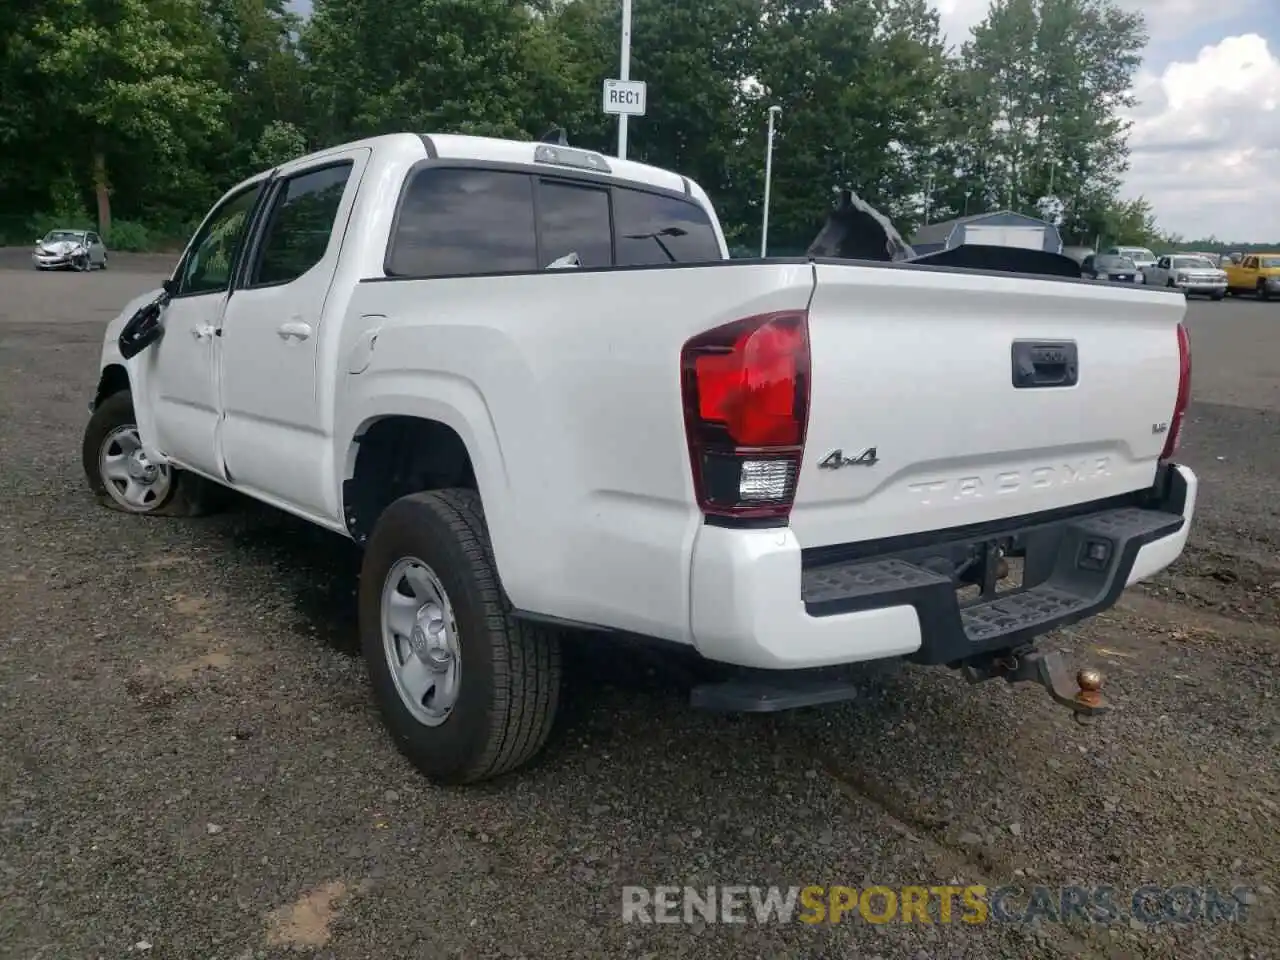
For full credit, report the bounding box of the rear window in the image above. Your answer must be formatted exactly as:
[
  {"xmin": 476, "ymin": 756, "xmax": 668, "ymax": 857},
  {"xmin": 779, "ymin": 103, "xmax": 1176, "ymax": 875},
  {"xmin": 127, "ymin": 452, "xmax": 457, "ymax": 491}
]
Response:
[
  {"xmin": 614, "ymin": 189, "xmax": 721, "ymax": 265},
  {"xmin": 1098, "ymin": 255, "xmax": 1135, "ymax": 269},
  {"xmin": 387, "ymin": 168, "xmax": 537, "ymax": 278},
  {"xmin": 386, "ymin": 166, "xmax": 721, "ymax": 277},
  {"xmin": 536, "ymin": 180, "xmax": 613, "ymax": 269}
]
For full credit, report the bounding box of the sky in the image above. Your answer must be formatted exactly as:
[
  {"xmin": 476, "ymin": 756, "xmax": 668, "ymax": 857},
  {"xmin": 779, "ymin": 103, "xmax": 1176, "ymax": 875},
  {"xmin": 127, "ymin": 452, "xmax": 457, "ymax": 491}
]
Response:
[
  {"xmin": 289, "ymin": 0, "xmax": 1278, "ymax": 241},
  {"xmin": 933, "ymin": 0, "xmax": 1279, "ymax": 242}
]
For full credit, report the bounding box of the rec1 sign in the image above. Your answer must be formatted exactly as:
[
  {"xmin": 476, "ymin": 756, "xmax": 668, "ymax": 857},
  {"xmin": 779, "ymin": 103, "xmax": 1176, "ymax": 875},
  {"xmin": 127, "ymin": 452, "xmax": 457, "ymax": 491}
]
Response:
[{"xmin": 603, "ymin": 79, "xmax": 647, "ymax": 117}]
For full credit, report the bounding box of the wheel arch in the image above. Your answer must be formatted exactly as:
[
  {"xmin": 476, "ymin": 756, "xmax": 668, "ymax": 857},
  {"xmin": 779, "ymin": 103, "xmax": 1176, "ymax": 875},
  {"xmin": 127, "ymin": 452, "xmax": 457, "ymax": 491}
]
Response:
[
  {"xmin": 92, "ymin": 363, "xmax": 132, "ymax": 409},
  {"xmin": 339, "ymin": 398, "xmax": 510, "ymax": 547}
]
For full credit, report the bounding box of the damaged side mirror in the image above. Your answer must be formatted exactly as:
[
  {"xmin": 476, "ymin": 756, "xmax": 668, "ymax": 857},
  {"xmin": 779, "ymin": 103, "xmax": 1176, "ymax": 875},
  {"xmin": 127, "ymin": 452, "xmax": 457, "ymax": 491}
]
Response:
[{"xmin": 117, "ymin": 290, "xmax": 171, "ymax": 360}]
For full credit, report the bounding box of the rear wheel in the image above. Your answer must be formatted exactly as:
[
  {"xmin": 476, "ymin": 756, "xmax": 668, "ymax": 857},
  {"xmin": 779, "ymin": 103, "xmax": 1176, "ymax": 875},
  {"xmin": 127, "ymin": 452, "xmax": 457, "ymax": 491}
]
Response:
[
  {"xmin": 1259, "ymin": 282, "xmax": 1271, "ymax": 302},
  {"xmin": 359, "ymin": 489, "xmax": 561, "ymax": 784},
  {"xmin": 81, "ymin": 390, "xmax": 220, "ymax": 516}
]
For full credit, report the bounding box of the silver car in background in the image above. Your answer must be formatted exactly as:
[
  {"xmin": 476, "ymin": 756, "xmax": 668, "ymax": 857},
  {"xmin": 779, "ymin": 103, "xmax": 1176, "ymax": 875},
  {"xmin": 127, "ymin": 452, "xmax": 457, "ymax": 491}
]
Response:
[
  {"xmin": 1143, "ymin": 254, "xmax": 1228, "ymax": 300},
  {"xmin": 32, "ymin": 229, "xmax": 108, "ymax": 271}
]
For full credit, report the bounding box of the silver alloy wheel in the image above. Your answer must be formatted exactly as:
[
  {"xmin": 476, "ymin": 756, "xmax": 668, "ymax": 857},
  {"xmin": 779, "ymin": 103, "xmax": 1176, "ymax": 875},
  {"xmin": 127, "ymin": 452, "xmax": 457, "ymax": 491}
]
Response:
[
  {"xmin": 381, "ymin": 557, "xmax": 462, "ymax": 727},
  {"xmin": 98, "ymin": 425, "xmax": 172, "ymax": 512}
]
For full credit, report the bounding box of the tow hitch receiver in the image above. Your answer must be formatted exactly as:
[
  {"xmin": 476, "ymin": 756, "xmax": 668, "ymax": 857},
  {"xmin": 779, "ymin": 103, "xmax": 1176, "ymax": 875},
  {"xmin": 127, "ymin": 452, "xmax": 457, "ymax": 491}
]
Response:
[{"xmin": 962, "ymin": 648, "xmax": 1109, "ymax": 722}]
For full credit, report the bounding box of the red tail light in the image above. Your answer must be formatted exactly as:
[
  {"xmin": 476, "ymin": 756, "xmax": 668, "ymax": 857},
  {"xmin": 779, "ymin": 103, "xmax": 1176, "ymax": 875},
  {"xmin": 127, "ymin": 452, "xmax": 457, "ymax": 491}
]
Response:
[
  {"xmin": 1161, "ymin": 322, "xmax": 1191, "ymax": 461},
  {"xmin": 680, "ymin": 310, "xmax": 811, "ymax": 521}
]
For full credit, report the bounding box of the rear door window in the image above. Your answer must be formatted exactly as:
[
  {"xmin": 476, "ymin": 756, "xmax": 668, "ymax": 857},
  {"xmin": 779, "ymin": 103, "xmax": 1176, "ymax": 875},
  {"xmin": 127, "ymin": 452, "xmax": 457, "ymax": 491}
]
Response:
[
  {"xmin": 613, "ymin": 188, "xmax": 721, "ymax": 265},
  {"xmin": 388, "ymin": 168, "xmax": 537, "ymax": 277}
]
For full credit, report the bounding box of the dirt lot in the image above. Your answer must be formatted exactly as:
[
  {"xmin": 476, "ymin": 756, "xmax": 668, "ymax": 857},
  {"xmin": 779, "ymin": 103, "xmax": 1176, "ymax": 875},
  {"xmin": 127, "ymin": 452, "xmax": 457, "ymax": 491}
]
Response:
[{"xmin": 1, "ymin": 252, "xmax": 1277, "ymax": 959}]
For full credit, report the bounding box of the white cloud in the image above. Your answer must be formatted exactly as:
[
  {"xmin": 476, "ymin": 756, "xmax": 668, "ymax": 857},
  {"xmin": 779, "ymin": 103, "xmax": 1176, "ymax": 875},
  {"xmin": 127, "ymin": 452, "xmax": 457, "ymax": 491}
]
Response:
[
  {"xmin": 1122, "ymin": 34, "xmax": 1280, "ymax": 241},
  {"xmin": 930, "ymin": 0, "xmax": 1249, "ymax": 50},
  {"xmin": 927, "ymin": 2, "xmax": 1278, "ymax": 241}
]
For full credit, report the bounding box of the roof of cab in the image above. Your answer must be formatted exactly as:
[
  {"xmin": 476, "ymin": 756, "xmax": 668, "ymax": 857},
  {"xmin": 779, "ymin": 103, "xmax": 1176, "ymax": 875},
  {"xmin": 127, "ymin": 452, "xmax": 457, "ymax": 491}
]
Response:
[
  {"xmin": 423, "ymin": 132, "xmax": 691, "ymax": 196},
  {"xmin": 237, "ymin": 132, "xmax": 697, "ymax": 202}
]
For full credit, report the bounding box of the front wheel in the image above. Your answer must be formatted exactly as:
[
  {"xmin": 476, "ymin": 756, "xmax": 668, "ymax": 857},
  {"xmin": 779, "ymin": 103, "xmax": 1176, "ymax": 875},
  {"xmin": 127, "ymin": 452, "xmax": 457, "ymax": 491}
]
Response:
[
  {"xmin": 359, "ymin": 489, "xmax": 562, "ymax": 785},
  {"xmin": 1259, "ymin": 283, "xmax": 1272, "ymax": 302},
  {"xmin": 81, "ymin": 391, "xmax": 219, "ymax": 515}
]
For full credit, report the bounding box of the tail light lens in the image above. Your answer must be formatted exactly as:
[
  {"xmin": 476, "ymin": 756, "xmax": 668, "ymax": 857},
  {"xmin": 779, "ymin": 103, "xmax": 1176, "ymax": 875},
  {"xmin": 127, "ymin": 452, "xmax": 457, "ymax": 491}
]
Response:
[
  {"xmin": 1161, "ymin": 321, "xmax": 1191, "ymax": 461},
  {"xmin": 680, "ymin": 311, "xmax": 811, "ymax": 521}
]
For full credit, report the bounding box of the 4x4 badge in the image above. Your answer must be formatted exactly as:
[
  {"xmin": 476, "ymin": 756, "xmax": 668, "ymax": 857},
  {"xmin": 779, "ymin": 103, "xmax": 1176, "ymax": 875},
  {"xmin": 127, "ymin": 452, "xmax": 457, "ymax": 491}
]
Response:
[{"xmin": 819, "ymin": 447, "xmax": 879, "ymax": 469}]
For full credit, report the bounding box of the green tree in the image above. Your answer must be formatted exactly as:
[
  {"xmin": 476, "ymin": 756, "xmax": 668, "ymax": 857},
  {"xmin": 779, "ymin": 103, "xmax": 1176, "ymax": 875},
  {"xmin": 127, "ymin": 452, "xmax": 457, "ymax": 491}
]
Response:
[
  {"xmin": 747, "ymin": 0, "xmax": 951, "ymax": 250},
  {"xmin": 946, "ymin": 0, "xmax": 1147, "ymax": 234},
  {"xmin": 28, "ymin": 0, "xmax": 231, "ymax": 232},
  {"xmin": 300, "ymin": 0, "xmax": 578, "ymax": 147},
  {"xmin": 203, "ymin": 0, "xmax": 308, "ymax": 180},
  {"xmin": 552, "ymin": 0, "xmax": 765, "ymax": 243}
]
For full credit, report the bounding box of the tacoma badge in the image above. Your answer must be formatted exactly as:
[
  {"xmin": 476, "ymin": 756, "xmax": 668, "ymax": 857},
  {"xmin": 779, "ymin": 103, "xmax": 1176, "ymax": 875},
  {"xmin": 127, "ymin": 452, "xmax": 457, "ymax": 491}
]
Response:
[{"xmin": 819, "ymin": 447, "xmax": 879, "ymax": 469}]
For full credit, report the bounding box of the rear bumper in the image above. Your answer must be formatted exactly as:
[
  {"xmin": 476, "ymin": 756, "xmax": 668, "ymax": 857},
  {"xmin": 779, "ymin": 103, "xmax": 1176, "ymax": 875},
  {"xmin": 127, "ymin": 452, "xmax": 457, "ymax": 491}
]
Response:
[{"xmin": 689, "ymin": 463, "xmax": 1196, "ymax": 670}]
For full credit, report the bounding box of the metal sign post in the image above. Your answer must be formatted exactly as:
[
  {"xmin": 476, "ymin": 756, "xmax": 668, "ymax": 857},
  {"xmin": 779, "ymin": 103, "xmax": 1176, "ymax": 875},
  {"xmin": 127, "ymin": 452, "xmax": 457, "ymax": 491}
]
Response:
[{"xmin": 618, "ymin": 0, "xmax": 632, "ymax": 159}]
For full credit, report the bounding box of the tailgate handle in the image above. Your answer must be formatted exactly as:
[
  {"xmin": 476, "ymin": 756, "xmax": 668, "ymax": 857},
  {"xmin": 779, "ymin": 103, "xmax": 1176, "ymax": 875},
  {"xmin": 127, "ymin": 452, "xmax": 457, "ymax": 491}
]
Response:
[{"xmin": 1012, "ymin": 340, "xmax": 1078, "ymax": 389}]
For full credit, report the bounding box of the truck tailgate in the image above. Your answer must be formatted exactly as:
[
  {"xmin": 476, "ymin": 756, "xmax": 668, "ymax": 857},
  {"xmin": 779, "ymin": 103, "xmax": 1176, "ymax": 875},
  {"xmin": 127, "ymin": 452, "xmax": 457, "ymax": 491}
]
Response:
[{"xmin": 790, "ymin": 261, "xmax": 1187, "ymax": 550}]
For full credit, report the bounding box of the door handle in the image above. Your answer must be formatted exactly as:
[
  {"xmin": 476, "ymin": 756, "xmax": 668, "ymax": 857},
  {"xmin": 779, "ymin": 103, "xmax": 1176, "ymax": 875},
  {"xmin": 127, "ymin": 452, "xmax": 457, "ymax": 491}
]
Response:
[
  {"xmin": 191, "ymin": 324, "xmax": 215, "ymax": 341},
  {"xmin": 277, "ymin": 321, "xmax": 312, "ymax": 341}
]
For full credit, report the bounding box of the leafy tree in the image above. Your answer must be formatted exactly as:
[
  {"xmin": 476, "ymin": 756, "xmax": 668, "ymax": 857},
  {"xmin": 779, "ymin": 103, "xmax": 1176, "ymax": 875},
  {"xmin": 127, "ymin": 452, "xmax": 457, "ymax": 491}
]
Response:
[
  {"xmin": 28, "ymin": 0, "xmax": 231, "ymax": 232},
  {"xmin": 552, "ymin": 0, "xmax": 764, "ymax": 242},
  {"xmin": 203, "ymin": 0, "xmax": 308, "ymax": 179},
  {"xmin": 251, "ymin": 121, "xmax": 310, "ymax": 168},
  {"xmin": 300, "ymin": 0, "xmax": 577, "ymax": 146},
  {"xmin": 945, "ymin": 0, "xmax": 1147, "ymax": 234},
  {"xmin": 747, "ymin": 0, "xmax": 951, "ymax": 250}
]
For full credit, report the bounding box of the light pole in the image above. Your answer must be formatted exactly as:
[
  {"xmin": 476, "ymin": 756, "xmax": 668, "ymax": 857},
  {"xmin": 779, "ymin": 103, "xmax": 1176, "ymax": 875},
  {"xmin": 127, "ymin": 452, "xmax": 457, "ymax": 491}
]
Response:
[
  {"xmin": 761, "ymin": 105, "xmax": 781, "ymax": 258},
  {"xmin": 617, "ymin": 0, "xmax": 633, "ymax": 159}
]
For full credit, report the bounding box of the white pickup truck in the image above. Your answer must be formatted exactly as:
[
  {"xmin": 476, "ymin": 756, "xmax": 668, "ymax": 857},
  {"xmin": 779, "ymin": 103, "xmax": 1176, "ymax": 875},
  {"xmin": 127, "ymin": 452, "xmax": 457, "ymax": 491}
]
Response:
[{"xmin": 84, "ymin": 132, "xmax": 1197, "ymax": 784}]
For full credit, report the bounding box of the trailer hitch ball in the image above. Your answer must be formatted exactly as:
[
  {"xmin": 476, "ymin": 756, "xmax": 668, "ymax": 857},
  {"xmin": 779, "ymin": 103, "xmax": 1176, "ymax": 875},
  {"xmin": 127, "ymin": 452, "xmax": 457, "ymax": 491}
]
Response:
[
  {"xmin": 962, "ymin": 649, "xmax": 1111, "ymax": 720},
  {"xmin": 1073, "ymin": 667, "xmax": 1105, "ymax": 724}
]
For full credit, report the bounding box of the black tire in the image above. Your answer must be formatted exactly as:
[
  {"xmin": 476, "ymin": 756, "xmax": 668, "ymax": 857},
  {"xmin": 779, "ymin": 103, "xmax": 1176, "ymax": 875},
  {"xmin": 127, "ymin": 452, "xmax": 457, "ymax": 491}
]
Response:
[
  {"xmin": 81, "ymin": 390, "xmax": 221, "ymax": 516},
  {"xmin": 1259, "ymin": 282, "xmax": 1271, "ymax": 302},
  {"xmin": 1211, "ymin": 291, "xmax": 1225, "ymax": 301},
  {"xmin": 359, "ymin": 489, "xmax": 562, "ymax": 785}
]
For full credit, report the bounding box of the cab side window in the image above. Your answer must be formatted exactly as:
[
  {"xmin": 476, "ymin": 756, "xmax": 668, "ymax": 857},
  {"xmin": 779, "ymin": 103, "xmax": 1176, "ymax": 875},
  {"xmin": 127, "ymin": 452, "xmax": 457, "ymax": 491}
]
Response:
[
  {"xmin": 387, "ymin": 168, "xmax": 537, "ymax": 278},
  {"xmin": 177, "ymin": 185, "xmax": 263, "ymax": 296},
  {"xmin": 248, "ymin": 162, "xmax": 354, "ymax": 287},
  {"xmin": 1244, "ymin": 257, "xmax": 1257, "ymax": 270}
]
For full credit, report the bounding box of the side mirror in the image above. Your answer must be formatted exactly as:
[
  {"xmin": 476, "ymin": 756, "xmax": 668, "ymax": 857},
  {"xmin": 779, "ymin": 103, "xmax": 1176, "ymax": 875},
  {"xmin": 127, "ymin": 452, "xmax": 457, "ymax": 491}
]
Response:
[
  {"xmin": 162, "ymin": 277, "xmax": 177, "ymax": 295},
  {"xmin": 118, "ymin": 292, "xmax": 171, "ymax": 361}
]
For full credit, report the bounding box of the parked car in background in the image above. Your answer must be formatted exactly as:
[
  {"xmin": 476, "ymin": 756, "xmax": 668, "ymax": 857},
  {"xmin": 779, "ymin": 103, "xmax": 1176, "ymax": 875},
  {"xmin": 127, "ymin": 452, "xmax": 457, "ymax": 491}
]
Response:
[
  {"xmin": 32, "ymin": 229, "xmax": 108, "ymax": 271},
  {"xmin": 1142, "ymin": 254, "xmax": 1228, "ymax": 300},
  {"xmin": 1081, "ymin": 253, "xmax": 1141, "ymax": 284},
  {"xmin": 1061, "ymin": 245, "xmax": 1095, "ymax": 265},
  {"xmin": 1225, "ymin": 253, "xmax": 1280, "ymax": 300},
  {"xmin": 1105, "ymin": 245, "xmax": 1157, "ymax": 281}
]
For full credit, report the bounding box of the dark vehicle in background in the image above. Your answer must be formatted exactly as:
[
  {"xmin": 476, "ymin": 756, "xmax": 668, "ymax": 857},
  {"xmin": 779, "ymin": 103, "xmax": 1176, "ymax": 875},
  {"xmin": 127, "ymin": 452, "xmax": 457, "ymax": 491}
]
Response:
[{"xmin": 1081, "ymin": 253, "xmax": 1140, "ymax": 284}]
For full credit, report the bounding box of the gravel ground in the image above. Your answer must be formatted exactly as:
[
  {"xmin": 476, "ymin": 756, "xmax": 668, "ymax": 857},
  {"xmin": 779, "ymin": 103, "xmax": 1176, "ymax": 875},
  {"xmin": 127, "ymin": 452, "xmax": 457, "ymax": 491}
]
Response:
[{"xmin": 1, "ymin": 252, "xmax": 1277, "ymax": 959}]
